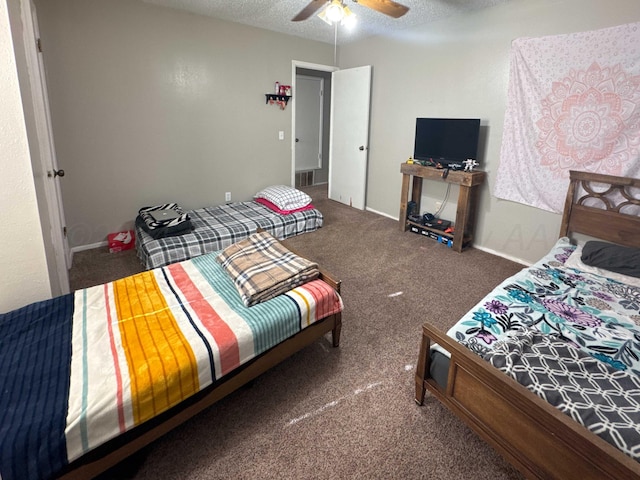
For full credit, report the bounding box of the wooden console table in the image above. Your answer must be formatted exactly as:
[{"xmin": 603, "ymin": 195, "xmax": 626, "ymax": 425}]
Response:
[{"xmin": 399, "ymin": 163, "xmax": 486, "ymax": 252}]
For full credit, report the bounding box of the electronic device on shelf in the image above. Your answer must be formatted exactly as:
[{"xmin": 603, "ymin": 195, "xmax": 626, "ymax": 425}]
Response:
[
  {"xmin": 413, "ymin": 118, "xmax": 481, "ymax": 170},
  {"xmin": 422, "ymin": 213, "xmax": 435, "ymax": 224},
  {"xmin": 424, "ymin": 218, "xmax": 451, "ymax": 231}
]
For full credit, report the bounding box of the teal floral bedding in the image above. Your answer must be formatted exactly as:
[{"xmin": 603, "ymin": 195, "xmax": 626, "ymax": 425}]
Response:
[
  {"xmin": 449, "ymin": 237, "xmax": 640, "ymax": 375},
  {"xmin": 447, "ymin": 237, "xmax": 640, "ymax": 461}
]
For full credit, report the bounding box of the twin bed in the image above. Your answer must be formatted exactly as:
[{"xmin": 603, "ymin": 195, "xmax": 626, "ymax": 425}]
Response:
[
  {"xmin": 135, "ymin": 187, "xmax": 324, "ymax": 270},
  {"xmin": 0, "ymin": 231, "xmax": 342, "ymax": 480},
  {"xmin": 416, "ymin": 170, "xmax": 640, "ymax": 479}
]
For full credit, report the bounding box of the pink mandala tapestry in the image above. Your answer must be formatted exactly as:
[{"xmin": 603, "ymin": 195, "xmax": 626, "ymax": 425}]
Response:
[{"xmin": 495, "ymin": 22, "xmax": 640, "ymax": 213}]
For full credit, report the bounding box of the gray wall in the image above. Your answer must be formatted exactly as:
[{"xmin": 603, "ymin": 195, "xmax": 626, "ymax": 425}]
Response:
[
  {"xmin": 33, "ymin": 0, "xmax": 640, "ymax": 264},
  {"xmin": 340, "ymin": 0, "xmax": 640, "ymax": 264},
  {"xmin": 34, "ymin": 0, "xmax": 334, "ymax": 248}
]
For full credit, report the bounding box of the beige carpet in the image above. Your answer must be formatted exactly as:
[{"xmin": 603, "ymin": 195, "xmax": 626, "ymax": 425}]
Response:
[{"xmin": 71, "ymin": 185, "xmax": 525, "ymax": 479}]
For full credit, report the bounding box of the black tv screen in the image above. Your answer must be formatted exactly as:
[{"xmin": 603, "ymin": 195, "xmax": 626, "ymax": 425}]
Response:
[{"xmin": 413, "ymin": 118, "xmax": 480, "ymax": 168}]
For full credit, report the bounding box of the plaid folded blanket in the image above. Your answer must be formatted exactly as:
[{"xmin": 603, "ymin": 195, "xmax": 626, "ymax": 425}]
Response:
[{"xmin": 216, "ymin": 231, "xmax": 319, "ymax": 306}]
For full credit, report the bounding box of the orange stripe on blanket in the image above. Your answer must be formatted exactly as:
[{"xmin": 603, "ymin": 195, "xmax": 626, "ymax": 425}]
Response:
[
  {"xmin": 104, "ymin": 283, "xmax": 126, "ymax": 432},
  {"xmin": 300, "ymin": 280, "xmax": 336, "ymax": 321},
  {"xmin": 167, "ymin": 263, "xmax": 241, "ymax": 376},
  {"xmin": 113, "ymin": 271, "xmax": 199, "ymax": 425}
]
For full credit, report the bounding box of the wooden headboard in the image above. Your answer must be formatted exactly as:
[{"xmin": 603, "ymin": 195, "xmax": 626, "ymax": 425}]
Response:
[{"xmin": 559, "ymin": 170, "xmax": 640, "ymax": 248}]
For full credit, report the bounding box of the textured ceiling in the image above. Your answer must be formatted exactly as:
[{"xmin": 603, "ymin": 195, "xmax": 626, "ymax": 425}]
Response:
[{"xmin": 140, "ymin": 0, "xmax": 513, "ymax": 45}]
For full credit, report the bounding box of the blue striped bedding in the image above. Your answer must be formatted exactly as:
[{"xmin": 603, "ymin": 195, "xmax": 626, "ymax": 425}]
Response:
[{"xmin": 0, "ymin": 251, "xmax": 342, "ymax": 480}]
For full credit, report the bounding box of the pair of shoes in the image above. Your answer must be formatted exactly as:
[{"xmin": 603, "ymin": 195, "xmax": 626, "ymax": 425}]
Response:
[{"xmin": 113, "ymin": 231, "xmax": 132, "ymax": 244}]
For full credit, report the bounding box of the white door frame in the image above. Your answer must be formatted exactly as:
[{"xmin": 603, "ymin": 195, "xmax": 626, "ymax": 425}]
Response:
[
  {"xmin": 290, "ymin": 61, "xmax": 338, "ymax": 187},
  {"xmin": 21, "ymin": 0, "xmax": 70, "ymax": 294}
]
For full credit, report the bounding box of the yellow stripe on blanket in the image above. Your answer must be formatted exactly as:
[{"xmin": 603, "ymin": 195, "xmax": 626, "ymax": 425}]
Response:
[{"xmin": 113, "ymin": 271, "xmax": 199, "ymax": 425}]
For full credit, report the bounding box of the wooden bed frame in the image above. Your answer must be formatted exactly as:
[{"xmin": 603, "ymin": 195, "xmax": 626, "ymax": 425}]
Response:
[
  {"xmin": 58, "ymin": 265, "xmax": 341, "ymax": 479},
  {"xmin": 415, "ymin": 170, "xmax": 640, "ymax": 480}
]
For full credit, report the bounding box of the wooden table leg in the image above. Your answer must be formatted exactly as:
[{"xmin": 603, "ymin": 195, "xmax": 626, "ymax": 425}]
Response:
[
  {"xmin": 411, "ymin": 175, "xmax": 423, "ymax": 204},
  {"xmin": 399, "ymin": 173, "xmax": 411, "ymax": 231},
  {"xmin": 453, "ymin": 185, "xmax": 471, "ymax": 252}
]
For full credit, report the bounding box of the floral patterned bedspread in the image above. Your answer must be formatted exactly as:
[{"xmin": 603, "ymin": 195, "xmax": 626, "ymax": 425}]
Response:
[{"xmin": 448, "ymin": 237, "xmax": 640, "ymax": 376}]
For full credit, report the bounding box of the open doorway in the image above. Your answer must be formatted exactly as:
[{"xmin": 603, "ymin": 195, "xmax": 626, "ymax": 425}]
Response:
[
  {"xmin": 295, "ymin": 74, "xmax": 324, "ymax": 186},
  {"xmin": 291, "ymin": 61, "xmax": 337, "ymax": 190},
  {"xmin": 291, "ymin": 61, "xmax": 372, "ymax": 210}
]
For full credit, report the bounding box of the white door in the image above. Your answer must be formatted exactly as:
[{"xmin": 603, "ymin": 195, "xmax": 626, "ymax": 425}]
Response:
[
  {"xmin": 328, "ymin": 65, "xmax": 372, "ymax": 210},
  {"xmin": 22, "ymin": 0, "xmax": 70, "ymax": 295},
  {"xmin": 295, "ymin": 75, "xmax": 323, "ymax": 172}
]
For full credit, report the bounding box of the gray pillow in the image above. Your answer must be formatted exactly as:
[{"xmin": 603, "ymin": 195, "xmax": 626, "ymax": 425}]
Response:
[{"xmin": 581, "ymin": 241, "xmax": 640, "ymax": 279}]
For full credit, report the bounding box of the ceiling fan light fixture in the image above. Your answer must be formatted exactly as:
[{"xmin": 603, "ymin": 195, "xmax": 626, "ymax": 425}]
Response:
[
  {"xmin": 341, "ymin": 6, "xmax": 356, "ymax": 27},
  {"xmin": 317, "ymin": 0, "xmax": 346, "ymax": 25},
  {"xmin": 317, "ymin": 8, "xmax": 332, "ymax": 25},
  {"xmin": 294, "ymin": 0, "xmax": 409, "ymax": 23},
  {"xmin": 326, "ymin": 1, "xmax": 345, "ymax": 22}
]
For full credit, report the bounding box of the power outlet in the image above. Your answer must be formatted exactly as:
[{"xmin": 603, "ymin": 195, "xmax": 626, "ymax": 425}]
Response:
[
  {"xmin": 435, "ymin": 201, "xmax": 442, "ymax": 210},
  {"xmin": 225, "ymin": 192, "xmax": 231, "ymax": 202}
]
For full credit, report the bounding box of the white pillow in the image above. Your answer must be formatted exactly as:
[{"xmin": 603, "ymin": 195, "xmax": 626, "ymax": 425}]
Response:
[
  {"xmin": 565, "ymin": 243, "xmax": 640, "ymax": 288},
  {"xmin": 254, "ymin": 185, "xmax": 312, "ymax": 211}
]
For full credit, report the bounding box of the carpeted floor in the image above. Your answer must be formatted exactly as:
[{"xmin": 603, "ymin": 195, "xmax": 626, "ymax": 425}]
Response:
[{"xmin": 70, "ymin": 185, "xmax": 526, "ymax": 479}]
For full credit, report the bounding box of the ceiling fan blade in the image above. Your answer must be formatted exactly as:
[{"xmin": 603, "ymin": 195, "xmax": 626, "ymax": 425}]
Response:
[
  {"xmin": 355, "ymin": 0, "xmax": 409, "ymax": 18},
  {"xmin": 292, "ymin": 0, "xmax": 330, "ymax": 21}
]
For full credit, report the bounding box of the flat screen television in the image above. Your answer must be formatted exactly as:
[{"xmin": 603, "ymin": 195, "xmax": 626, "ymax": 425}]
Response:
[{"xmin": 413, "ymin": 118, "xmax": 480, "ymax": 169}]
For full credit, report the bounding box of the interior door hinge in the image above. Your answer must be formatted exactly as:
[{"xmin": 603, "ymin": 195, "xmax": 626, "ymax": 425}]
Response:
[
  {"xmin": 63, "ymin": 226, "xmax": 67, "ymax": 237},
  {"xmin": 36, "ymin": 38, "xmax": 42, "ymax": 53}
]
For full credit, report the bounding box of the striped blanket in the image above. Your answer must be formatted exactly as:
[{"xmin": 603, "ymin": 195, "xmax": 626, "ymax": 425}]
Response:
[
  {"xmin": 0, "ymin": 252, "xmax": 342, "ymax": 480},
  {"xmin": 217, "ymin": 231, "xmax": 319, "ymax": 307}
]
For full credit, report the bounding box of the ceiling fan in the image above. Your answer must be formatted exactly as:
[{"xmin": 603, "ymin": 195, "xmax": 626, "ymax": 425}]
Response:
[{"xmin": 292, "ymin": 0, "xmax": 410, "ymax": 22}]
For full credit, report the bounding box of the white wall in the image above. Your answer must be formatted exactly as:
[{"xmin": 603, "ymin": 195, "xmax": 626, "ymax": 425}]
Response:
[
  {"xmin": 340, "ymin": 0, "xmax": 640, "ymax": 264},
  {"xmin": 1, "ymin": 0, "xmax": 52, "ymax": 312},
  {"xmin": 34, "ymin": 0, "xmax": 334, "ymax": 249}
]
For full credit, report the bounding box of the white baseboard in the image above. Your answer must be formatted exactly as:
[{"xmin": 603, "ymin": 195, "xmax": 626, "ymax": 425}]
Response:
[
  {"xmin": 365, "ymin": 206, "xmax": 396, "ymax": 220},
  {"xmin": 69, "ymin": 212, "xmax": 528, "ymax": 270},
  {"xmin": 365, "ymin": 207, "xmax": 530, "ymax": 266},
  {"xmin": 71, "ymin": 241, "xmax": 108, "ymax": 255},
  {"xmin": 472, "ymin": 245, "xmax": 530, "ymax": 267}
]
